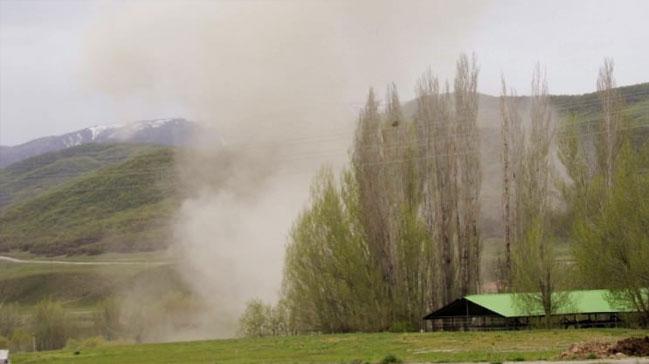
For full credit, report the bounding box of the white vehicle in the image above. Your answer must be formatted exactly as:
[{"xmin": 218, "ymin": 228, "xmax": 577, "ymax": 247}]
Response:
[{"xmin": 0, "ymin": 350, "xmax": 9, "ymax": 364}]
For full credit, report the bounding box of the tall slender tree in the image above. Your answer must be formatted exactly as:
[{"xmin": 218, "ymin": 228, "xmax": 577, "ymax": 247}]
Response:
[
  {"xmin": 499, "ymin": 77, "xmax": 524, "ymax": 289},
  {"xmin": 415, "ymin": 72, "xmax": 457, "ymax": 305},
  {"xmin": 597, "ymin": 58, "xmax": 624, "ymax": 190},
  {"xmin": 509, "ymin": 66, "xmax": 571, "ymax": 326},
  {"xmin": 352, "ymin": 89, "xmax": 397, "ymax": 305},
  {"xmin": 454, "ymin": 54, "xmax": 481, "ymax": 295}
]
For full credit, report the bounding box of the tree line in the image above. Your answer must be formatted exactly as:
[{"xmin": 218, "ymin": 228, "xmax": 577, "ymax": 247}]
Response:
[{"xmin": 239, "ymin": 55, "xmax": 649, "ymax": 336}]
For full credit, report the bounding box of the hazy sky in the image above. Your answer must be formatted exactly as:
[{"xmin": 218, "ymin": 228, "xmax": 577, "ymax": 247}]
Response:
[{"xmin": 1, "ymin": 0, "xmax": 648, "ymax": 146}]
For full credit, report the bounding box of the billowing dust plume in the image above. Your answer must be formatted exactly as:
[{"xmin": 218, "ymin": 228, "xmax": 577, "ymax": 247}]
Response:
[{"xmin": 83, "ymin": 0, "xmax": 489, "ymax": 340}]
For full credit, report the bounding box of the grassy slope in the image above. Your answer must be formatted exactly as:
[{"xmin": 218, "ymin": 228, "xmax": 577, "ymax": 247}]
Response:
[
  {"xmin": 551, "ymin": 82, "xmax": 649, "ymax": 118},
  {"xmin": 14, "ymin": 329, "xmax": 649, "ymax": 364},
  {"xmin": 0, "ymin": 256, "xmax": 185, "ymax": 306},
  {"xmin": 0, "ymin": 147, "xmax": 178, "ymax": 255},
  {"xmin": 551, "ymin": 82, "xmax": 649, "ymax": 142},
  {"xmin": 0, "ymin": 144, "xmax": 153, "ymax": 208}
]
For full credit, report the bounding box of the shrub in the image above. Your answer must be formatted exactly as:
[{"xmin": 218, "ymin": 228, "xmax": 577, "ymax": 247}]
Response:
[
  {"xmin": 238, "ymin": 299, "xmax": 271, "ymax": 337},
  {"xmin": 33, "ymin": 299, "xmax": 69, "ymax": 351},
  {"xmin": 0, "ymin": 336, "xmax": 9, "ymax": 349},
  {"xmin": 238, "ymin": 299, "xmax": 290, "ymax": 337},
  {"xmin": 0, "ymin": 303, "xmax": 22, "ymax": 337},
  {"xmin": 380, "ymin": 354, "xmax": 402, "ymax": 364},
  {"xmin": 10, "ymin": 329, "xmax": 33, "ymax": 352},
  {"xmin": 93, "ymin": 299, "xmax": 122, "ymax": 340},
  {"xmin": 66, "ymin": 336, "xmax": 107, "ymax": 351},
  {"xmin": 389, "ymin": 321, "xmax": 416, "ymax": 333}
]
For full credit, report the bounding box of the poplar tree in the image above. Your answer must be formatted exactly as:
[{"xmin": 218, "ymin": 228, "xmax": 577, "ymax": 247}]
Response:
[
  {"xmin": 454, "ymin": 54, "xmax": 481, "ymax": 296},
  {"xmin": 499, "ymin": 78, "xmax": 524, "ymax": 289}
]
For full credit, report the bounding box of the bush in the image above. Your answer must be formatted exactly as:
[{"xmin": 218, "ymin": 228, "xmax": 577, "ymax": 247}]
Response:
[
  {"xmin": 389, "ymin": 321, "xmax": 416, "ymax": 333},
  {"xmin": 0, "ymin": 303, "xmax": 22, "ymax": 337},
  {"xmin": 10, "ymin": 329, "xmax": 33, "ymax": 352},
  {"xmin": 66, "ymin": 336, "xmax": 107, "ymax": 351},
  {"xmin": 238, "ymin": 299, "xmax": 290, "ymax": 337},
  {"xmin": 238, "ymin": 299, "xmax": 271, "ymax": 337},
  {"xmin": 380, "ymin": 354, "xmax": 402, "ymax": 364},
  {"xmin": 93, "ymin": 299, "xmax": 122, "ymax": 340},
  {"xmin": 0, "ymin": 336, "xmax": 9, "ymax": 349},
  {"xmin": 33, "ymin": 299, "xmax": 69, "ymax": 351}
]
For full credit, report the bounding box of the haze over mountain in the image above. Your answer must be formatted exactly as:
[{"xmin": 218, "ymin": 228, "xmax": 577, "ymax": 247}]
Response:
[
  {"xmin": 1, "ymin": 83, "xmax": 648, "ymax": 256},
  {"xmin": 0, "ymin": 118, "xmax": 197, "ymax": 167}
]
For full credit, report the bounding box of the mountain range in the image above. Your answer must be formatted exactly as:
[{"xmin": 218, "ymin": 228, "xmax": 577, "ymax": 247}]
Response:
[
  {"xmin": 0, "ymin": 118, "xmax": 197, "ymax": 168},
  {"xmin": 1, "ymin": 83, "xmax": 648, "ymax": 256}
]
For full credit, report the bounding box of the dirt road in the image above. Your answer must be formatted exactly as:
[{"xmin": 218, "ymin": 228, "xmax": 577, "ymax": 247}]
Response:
[{"xmin": 0, "ymin": 255, "xmax": 167, "ymax": 266}]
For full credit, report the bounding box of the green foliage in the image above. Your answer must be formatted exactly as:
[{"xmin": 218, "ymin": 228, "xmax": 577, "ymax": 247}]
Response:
[
  {"xmin": 388, "ymin": 321, "xmax": 416, "ymax": 333},
  {"xmin": 572, "ymin": 142, "xmax": 649, "ymax": 325},
  {"xmin": 551, "ymin": 82, "xmax": 649, "ymax": 124},
  {"xmin": 379, "ymin": 354, "xmax": 402, "ymax": 364},
  {"xmin": 0, "ymin": 302, "xmax": 22, "ymax": 337},
  {"xmin": 238, "ymin": 299, "xmax": 269, "ymax": 337},
  {"xmin": 65, "ymin": 336, "xmax": 108, "ymax": 351},
  {"xmin": 283, "ymin": 168, "xmax": 386, "ymax": 333},
  {"xmin": 511, "ymin": 220, "xmax": 571, "ymax": 327},
  {"xmin": 33, "ymin": 299, "xmax": 70, "ymax": 351},
  {"xmin": 392, "ymin": 145, "xmax": 433, "ymax": 328},
  {"xmin": 283, "ymin": 82, "xmax": 443, "ymax": 333},
  {"xmin": 93, "ymin": 299, "xmax": 122, "ymax": 340},
  {"xmin": 238, "ymin": 299, "xmax": 289, "ymax": 338},
  {"xmin": 0, "ymin": 144, "xmax": 150, "ymax": 208},
  {"xmin": 9, "ymin": 329, "xmax": 33, "ymax": 352},
  {"xmin": 0, "ymin": 147, "xmax": 178, "ymax": 255}
]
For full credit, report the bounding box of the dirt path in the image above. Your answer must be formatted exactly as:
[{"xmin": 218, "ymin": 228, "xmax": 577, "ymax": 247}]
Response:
[{"xmin": 0, "ymin": 255, "xmax": 167, "ymax": 266}]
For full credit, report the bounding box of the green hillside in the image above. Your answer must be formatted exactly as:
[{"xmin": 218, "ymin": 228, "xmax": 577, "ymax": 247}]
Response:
[
  {"xmin": 0, "ymin": 144, "xmax": 154, "ymax": 208},
  {"xmin": 0, "ymin": 147, "xmax": 178, "ymax": 255},
  {"xmin": 1, "ymin": 84, "xmax": 647, "ymax": 257},
  {"xmin": 551, "ymin": 82, "xmax": 649, "ymax": 119},
  {"xmin": 552, "ymin": 82, "xmax": 649, "ymax": 142}
]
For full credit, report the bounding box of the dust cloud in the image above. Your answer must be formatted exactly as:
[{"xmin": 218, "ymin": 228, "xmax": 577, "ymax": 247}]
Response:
[{"xmin": 82, "ymin": 0, "xmax": 489, "ymax": 339}]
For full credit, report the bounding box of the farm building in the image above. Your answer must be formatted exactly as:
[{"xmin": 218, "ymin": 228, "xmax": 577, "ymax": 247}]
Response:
[{"xmin": 423, "ymin": 289, "xmax": 638, "ymax": 331}]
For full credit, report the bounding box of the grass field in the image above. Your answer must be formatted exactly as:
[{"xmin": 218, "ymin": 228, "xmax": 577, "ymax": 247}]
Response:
[
  {"xmin": 12, "ymin": 329, "xmax": 649, "ymax": 364},
  {"xmin": 0, "ymin": 252, "xmax": 176, "ymax": 305}
]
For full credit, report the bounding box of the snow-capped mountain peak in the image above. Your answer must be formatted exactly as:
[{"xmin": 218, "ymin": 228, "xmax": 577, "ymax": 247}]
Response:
[
  {"xmin": 0, "ymin": 118, "xmax": 198, "ymax": 167},
  {"xmin": 88, "ymin": 124, "xmax": 122, "ymax": 140}
]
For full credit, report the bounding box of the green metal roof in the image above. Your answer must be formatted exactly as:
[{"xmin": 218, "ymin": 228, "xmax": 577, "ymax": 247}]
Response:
[{"xmin": 465, "ymin": 289, "xmax": 637, "ymax": 318}]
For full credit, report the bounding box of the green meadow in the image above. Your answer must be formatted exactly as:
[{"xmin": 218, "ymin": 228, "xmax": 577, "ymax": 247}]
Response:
[{"xmin": 13, "ymin": 329, "xmax": 649, "ymax": 364}]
